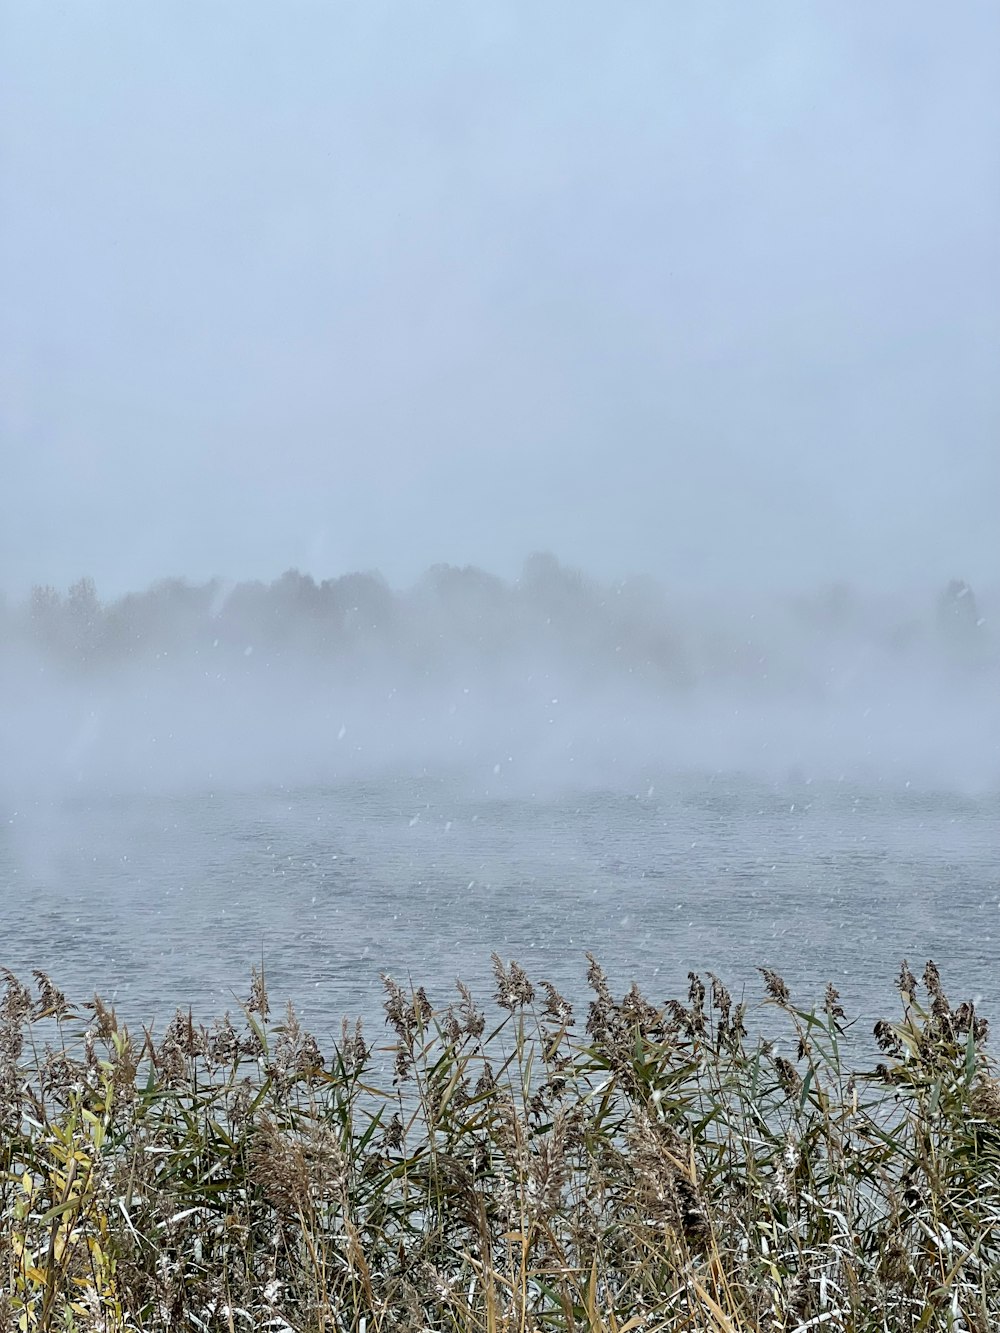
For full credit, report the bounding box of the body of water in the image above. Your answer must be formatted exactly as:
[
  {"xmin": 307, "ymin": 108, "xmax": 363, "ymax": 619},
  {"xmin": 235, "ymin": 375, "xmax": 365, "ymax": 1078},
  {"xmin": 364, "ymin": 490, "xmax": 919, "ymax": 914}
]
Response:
[{"xmin": 2, "ymin": 774, "xmax": 998, "ymax": 1046}]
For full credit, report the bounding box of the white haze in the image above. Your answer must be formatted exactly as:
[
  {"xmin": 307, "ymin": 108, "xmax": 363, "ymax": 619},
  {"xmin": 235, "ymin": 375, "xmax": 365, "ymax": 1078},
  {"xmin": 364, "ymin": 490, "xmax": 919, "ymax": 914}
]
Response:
[
  {"xmin": 1, "ymin": 562, "xmax": 997, "ymax": 803},
  {"xmin": 1, "ymin": 2, "xmax": 998, "ymax": 596},
  {"xmin": 1, "ymin": 3, "xmax": 997, "ymax": 817}
]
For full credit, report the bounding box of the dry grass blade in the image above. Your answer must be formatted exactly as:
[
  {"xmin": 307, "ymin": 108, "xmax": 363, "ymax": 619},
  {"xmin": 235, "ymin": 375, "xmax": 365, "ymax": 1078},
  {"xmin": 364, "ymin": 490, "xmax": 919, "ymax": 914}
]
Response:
[{"xmin": 1, "ymin": 957, "xmax": 999, "ymax": 1332}]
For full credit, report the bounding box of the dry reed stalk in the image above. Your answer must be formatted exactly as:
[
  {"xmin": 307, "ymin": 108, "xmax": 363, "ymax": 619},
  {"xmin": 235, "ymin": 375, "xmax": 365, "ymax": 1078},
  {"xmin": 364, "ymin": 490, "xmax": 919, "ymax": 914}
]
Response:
[{"xmin": 1, "ymin": 957, "xmax": 999, "ymax": 1332}]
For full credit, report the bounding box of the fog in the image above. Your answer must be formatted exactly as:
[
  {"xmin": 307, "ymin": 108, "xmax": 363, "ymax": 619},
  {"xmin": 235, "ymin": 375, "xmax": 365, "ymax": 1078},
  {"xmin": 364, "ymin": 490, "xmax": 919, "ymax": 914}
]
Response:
[
  {"xmin": 2, "ymin": 560, "xmax": 997, "ymax": 800},
  {"xmin": 3, "ymin": 2, "xmax": 1000, "ymax": 1046},
  {"xmin": 2, "ymin": 2, "xmax": 998, "ymax": 600}
]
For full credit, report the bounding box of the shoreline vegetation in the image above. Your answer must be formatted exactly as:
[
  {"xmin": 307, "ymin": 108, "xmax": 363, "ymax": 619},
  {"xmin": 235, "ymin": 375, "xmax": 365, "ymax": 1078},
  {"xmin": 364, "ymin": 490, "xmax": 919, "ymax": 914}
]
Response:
[
  {"xmin": 3, "ymin": 958, "xmax": 999, "ymax": 1332},
  {"xmin": 8, "ymin": 562, "xmax": 992, "ymax": 688}
]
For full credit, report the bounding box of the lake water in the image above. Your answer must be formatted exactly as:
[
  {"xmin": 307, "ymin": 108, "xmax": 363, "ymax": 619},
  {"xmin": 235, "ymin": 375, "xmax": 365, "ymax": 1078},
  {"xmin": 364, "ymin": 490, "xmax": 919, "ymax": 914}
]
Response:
[{"xmin": 2, "ymin": 774, "xmax": 998, "ymax": 1049}]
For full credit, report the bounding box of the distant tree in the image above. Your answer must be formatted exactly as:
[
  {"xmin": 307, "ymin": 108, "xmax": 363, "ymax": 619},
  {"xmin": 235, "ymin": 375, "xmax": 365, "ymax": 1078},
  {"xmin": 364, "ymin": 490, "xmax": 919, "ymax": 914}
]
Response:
[
  {"xmin": 28, "ymin": 584, "xmax": 63, "ymax": 656},
  {"xmin": 414, "ymin": 563, "xmax": 511, "ymax": 662},
  {"xmin": 520, "ymin": 551, "xmax": 563, "ymax": 594},
  {"xmin": 274, "ymin": 568, "xmax": 319, "ymax": 611},
  {"xmin": 102, "ymin": 591, "xmax": 146, "ymax": 659},
  {"xmin": 326, "ymin": 571, "xmax": 394, "ymax": 637},
  {"xmin": 66, "ymin": 576, "xmax": 102, "ymax": 663},
  {"xmin": 518, "ymin": 552, "xmax": 598, "ymax": 638}
]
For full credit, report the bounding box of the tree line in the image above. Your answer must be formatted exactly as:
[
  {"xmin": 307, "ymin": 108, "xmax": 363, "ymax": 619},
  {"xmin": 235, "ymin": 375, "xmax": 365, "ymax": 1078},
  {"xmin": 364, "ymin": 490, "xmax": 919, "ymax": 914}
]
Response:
[{"xmin": 0, "ymin": 556, "xmax": 992, "ymax": 686}]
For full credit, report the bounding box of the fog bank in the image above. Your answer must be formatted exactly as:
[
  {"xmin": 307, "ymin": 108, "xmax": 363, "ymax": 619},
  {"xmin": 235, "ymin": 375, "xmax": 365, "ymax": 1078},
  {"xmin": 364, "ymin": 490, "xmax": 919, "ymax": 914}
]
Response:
[{"xmin": 2, "ymin": 558, "xmax": 997, "ymax": 797}]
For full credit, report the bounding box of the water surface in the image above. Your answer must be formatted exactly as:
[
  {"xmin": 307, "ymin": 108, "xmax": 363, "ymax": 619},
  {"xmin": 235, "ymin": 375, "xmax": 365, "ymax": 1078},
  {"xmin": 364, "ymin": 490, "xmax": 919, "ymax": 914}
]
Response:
[{"xmin": 2, "ymin": 775, "xmax": 997, "ymax": 1045}]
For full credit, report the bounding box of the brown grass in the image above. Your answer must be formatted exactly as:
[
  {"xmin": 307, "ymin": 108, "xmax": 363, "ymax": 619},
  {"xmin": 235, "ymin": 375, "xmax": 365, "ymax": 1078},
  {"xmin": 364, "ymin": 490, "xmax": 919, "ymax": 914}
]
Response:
[{"xmin": 2, "ymin": 955, "xmax": 1000, "ymax": 1331}]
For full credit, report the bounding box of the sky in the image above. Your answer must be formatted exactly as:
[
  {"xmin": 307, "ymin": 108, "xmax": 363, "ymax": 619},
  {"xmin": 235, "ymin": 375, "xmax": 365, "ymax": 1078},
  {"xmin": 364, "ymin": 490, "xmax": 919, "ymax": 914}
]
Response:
[{"xmin": 1, "ymin": 0, "xmax": 998, "ymax": 600}]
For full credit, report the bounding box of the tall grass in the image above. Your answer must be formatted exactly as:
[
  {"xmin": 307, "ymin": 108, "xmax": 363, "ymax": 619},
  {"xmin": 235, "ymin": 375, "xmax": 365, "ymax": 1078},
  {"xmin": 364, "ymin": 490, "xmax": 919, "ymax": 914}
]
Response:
[{"xmin": 2, "ymin": 955, "xmax": 999, "ymax": 1332}]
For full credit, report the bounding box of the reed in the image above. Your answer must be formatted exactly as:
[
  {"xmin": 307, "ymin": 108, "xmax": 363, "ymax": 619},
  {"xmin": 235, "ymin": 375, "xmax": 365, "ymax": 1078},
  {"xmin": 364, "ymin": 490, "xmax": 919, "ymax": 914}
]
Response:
[{"xmin": 2, "ymin": 955, "xmax": 999, "ymax": 1332}]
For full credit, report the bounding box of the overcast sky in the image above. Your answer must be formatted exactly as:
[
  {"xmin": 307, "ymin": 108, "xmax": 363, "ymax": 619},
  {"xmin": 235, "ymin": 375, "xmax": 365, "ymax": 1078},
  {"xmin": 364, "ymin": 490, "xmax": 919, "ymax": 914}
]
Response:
[{"xmin": 1, "ymin": 1, "xmax": 997, "ymax": 599}]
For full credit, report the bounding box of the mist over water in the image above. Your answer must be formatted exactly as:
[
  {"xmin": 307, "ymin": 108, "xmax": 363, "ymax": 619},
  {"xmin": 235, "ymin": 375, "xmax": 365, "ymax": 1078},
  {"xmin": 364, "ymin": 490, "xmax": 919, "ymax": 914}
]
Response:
[
  {"xmin": 3, "ymin": 3, "xmax": 998, "ymax": 1042},
  {"xmin": 0, "ymin": 559, "xmax": 996, "ymax": 1035},
  {"xmin": 2, "ymin": 559, "xmax": 998, "ymax": 800}
]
